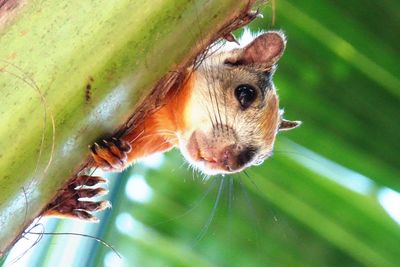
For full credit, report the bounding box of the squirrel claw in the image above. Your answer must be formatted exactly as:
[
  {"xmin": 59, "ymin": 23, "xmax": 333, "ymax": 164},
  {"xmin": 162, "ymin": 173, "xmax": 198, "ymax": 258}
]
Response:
[
  {"xmin": 43, "ymin": 175, "xmax": 111, "ymax": 222},
  {"xmin": 223, "ymin": 32, "xmax": 240, "ymax": 45},
  {"xmin": 222, "ymin": 8, "xmax": 262, "ymax": 36},
  {"xmin": 90, "ymin": 137, "xmax": 131, "ymax": 171},
  {"xmin": 239, "ymin": 9, "xmax": 261, "ymax": 27}
]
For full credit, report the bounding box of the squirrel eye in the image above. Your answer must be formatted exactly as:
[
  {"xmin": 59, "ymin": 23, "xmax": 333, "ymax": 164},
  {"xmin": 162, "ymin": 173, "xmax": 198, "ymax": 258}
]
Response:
[{"xmin": 234, "ymin": 84, "xmax": 257, "ymax": 109}]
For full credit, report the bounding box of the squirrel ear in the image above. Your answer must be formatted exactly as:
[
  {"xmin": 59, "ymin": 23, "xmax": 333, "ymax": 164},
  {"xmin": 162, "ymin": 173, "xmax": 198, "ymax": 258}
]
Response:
[
  {"xmin": 226, "ymin": 31, "xmax": 286, "ymax": 69},
  {"xmin": 279, "ymin": 119, "xmax": 301, "ymax": 131}
]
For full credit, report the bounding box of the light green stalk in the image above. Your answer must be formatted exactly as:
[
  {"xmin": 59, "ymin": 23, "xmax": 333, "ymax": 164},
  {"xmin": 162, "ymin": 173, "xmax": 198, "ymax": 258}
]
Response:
[{"xmin": 0, "ymin": 0, "xmax": 254, "ymax": 253}]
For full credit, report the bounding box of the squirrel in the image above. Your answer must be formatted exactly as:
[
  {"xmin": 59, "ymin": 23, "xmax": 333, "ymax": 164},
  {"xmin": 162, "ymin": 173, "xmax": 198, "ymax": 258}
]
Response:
[{"xmin": 44, "ymin": 30, "xmax": 301, "ymax": 221}]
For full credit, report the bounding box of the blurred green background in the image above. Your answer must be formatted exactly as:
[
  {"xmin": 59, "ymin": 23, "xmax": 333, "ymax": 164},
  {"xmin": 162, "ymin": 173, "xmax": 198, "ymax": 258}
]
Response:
[{"xmin": 3, "ymin": 0, "xmax": 400, "ymax": 266}]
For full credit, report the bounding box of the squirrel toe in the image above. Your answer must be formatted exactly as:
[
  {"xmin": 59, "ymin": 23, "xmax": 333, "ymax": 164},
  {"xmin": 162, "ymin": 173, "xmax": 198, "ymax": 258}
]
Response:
[{"xmin": 90, "ymin": 137, "xmax": 131, "ymax": 171}]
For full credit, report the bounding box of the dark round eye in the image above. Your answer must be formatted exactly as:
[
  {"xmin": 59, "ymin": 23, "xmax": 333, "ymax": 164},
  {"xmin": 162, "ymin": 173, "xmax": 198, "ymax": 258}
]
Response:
[{"xmin": 234, "ymin": 84, "xmax": 257, "ymax": 109}]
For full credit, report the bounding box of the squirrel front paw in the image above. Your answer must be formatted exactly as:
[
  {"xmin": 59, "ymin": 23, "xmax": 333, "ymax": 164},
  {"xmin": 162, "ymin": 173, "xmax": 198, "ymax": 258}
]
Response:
[{"xmin": 90, "ymin": 137, "xmax": 132, "ymax": 171}]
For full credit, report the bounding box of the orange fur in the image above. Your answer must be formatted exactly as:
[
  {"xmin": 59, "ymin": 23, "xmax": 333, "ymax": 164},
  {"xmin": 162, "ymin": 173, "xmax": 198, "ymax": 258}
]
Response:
[{"xmin": 121, "ymin": 72, "xmax": 195, "ymax": 162}]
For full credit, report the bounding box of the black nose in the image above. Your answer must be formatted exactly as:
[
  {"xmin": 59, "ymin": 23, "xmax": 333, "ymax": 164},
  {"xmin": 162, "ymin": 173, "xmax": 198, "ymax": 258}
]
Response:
[{"xmin": 237, "ymin": 147, "xmax": 258, "ymax": 167}]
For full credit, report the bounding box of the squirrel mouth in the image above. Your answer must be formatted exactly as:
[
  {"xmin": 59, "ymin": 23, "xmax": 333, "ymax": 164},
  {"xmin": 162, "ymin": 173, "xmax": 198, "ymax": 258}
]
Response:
[
  {"xmin": 198, "ymin": 152, "xmax": 217, "ymax": 164},
  {"xmin": 187, "ymin": 131, "xmax": 212, "ymax": 162}
]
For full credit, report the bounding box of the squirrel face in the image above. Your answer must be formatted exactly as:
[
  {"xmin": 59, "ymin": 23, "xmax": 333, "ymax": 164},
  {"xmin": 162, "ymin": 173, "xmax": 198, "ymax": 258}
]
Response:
[{"xmin": 177, "ymin": 31, "xmax": 301, "ymax": 175}]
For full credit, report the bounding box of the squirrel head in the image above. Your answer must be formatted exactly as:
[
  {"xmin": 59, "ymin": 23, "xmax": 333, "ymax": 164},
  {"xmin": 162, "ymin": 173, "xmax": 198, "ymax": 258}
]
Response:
[{"xmin": 176, "ymin": 31, "xmax": 301, "ymax": 175}]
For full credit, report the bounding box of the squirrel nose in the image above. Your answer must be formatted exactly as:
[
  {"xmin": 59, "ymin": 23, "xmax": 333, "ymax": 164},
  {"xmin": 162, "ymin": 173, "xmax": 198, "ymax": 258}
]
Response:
[
  {"xmin": 219, "ymin": 145, "xmax": 257, "ymax": 172},
  {"xmin": 237, "ymin": 147, "xmax": 257, "ymax": 166},
  {"xmin": 220, "ymin": 145, "xmax": 236, "ymax": 171}
]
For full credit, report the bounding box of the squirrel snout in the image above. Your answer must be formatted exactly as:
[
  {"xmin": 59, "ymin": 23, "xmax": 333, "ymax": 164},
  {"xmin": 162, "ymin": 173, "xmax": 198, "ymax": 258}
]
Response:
[
  {"xmin": 219, "ymin": 145, "xmax": 257, "ymax": 172},
  {"xmin": 186, "ymin": 130, "xmax": 258, "ymax": 174}
]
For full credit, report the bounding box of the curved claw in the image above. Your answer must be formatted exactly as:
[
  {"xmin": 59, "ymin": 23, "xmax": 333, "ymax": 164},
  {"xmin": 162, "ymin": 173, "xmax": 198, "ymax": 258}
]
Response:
[{"xmin": 223, "ymin": 32, "xmax": 240, "ymax": 45}]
